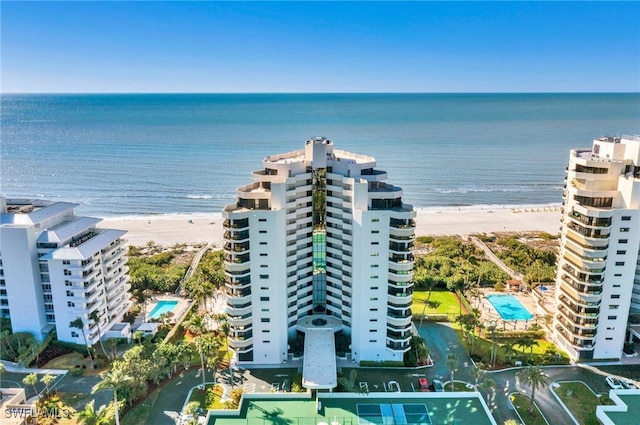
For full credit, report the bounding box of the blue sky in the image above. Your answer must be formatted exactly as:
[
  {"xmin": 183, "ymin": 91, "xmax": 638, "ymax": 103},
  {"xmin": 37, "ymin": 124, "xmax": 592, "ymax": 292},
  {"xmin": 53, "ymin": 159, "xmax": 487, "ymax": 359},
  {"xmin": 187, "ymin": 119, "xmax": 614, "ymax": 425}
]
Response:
[{"xmin": 2, "ymin": 1, "xmax": 639, "ymax": 93}]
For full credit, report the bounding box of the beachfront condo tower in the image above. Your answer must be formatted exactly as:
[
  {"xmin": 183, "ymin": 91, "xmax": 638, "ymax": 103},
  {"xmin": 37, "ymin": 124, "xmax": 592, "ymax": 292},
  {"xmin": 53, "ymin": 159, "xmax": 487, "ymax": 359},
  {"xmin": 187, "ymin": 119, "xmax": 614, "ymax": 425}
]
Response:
[
  {"xmin": 222, "ymin": 137, "xmax": 416, "ymax": 368},
  {"xmin": 555, "ymin": 136, "xmax": 640, "ymax": 361},
  {"xmin": 0, "ymin": 197, "xmax": 133, "ymax": 345}
]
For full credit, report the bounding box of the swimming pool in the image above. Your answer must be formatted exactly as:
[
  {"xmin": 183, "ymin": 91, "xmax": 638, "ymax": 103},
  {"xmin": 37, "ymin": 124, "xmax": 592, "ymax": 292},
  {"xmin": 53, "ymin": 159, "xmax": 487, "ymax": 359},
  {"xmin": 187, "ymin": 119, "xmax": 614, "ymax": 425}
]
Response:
[
  {"xmin": 148, "ymin": 300, "xmax": 178, "ymax": 319},
  {"xmin": 486, "ymin": 294, "xmax": 533, "ymax": 321}
]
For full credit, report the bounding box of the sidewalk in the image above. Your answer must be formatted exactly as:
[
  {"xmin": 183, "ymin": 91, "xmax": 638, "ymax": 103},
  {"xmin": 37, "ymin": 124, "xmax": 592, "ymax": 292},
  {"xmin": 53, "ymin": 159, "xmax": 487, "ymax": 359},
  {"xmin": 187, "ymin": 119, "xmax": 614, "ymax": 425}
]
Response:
[{"xmin": 0, "ymin": 359, "xmax": 67, "ymax": 375}]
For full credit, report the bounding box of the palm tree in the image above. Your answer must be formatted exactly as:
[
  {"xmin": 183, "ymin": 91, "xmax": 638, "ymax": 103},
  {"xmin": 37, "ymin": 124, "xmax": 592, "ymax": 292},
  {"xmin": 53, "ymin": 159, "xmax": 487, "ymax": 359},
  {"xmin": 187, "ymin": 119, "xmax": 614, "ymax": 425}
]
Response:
[
  {"xmin": 22, "ymin": 373, "xmax": 38, "ymax": 397},
  {"xmin": 70, "ymin": 316, "xmax": 94, "ymax": 369},
  {"xmin": 41, "ymin": 374, "xmax": 56, "ymax": 396},
  {"xmin": 471, "ymin": 367, "xmax": 485, "ymax": 386},
  {"xmin": 104, "ymin": 338, "xmax": 119, "ymax": 360},
  {"xmin": 77, "ymin": 399, "xmax": 106, "ymax": 425},
  {"xmin": 480, "ymin": 378, "xmax": 495, "ymax": 403},
  {"xmin": 89, "ymin": 310, "xmax": 108, "ymax": 359},
  {"xmin": 518, "ymin": 366, "xmax": 550, "ymax": 410},
  {"xmin": 502, "ymin": 339, "xmax": 517, "ymax": 364},
  {"xmin": 92, "ymin": 368, "xmax": 132, "ymax": 425},
  {"xmin": 446, "ymin": 354, "xmax": 458, "ymax": 391}
]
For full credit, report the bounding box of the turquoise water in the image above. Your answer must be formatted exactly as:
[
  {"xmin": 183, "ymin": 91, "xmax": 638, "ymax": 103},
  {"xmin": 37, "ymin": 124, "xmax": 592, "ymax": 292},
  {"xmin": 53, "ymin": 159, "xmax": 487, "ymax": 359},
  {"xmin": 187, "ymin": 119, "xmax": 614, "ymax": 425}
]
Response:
[
  {"xmin": 486, "ymin": 294, "xmax": 533, "ymax": 321},
  {"xmin": 2, "ymin": 93, "xmax": 639, "ymax": 216},
  {"xmin": 148, "ymin": 300, "xmax": 178, "ymax": 319}
]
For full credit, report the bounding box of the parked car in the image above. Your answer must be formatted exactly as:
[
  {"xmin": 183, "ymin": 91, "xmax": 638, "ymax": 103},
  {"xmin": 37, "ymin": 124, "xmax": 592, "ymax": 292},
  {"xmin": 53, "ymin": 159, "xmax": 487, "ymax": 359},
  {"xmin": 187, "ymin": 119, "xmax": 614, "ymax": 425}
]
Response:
[
  {"xmin": 418, "ymin": 377, "xmax": 430, "ymax": 392},
  {"xmin": 431, "ymin": 379, "xmax": 444, "ymax": 392},
  {"xmin": 621, "ymin": 378, "xmax": 639, "ymax": 389},
  {"xmin": 606, "ymin": 376, "xmax": 624, "ymax": 389}
]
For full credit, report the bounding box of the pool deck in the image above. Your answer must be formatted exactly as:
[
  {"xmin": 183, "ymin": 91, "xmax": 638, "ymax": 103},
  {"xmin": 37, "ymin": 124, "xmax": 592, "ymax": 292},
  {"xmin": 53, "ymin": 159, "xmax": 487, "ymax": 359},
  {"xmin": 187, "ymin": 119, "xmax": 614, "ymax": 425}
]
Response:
[
  {"xmin": 470, "ymin": 289, "xmax": 548, "ymax": 332},
  {"xmin": 145, "ymin": 294, "xmax": 191, "ymax": 323}
]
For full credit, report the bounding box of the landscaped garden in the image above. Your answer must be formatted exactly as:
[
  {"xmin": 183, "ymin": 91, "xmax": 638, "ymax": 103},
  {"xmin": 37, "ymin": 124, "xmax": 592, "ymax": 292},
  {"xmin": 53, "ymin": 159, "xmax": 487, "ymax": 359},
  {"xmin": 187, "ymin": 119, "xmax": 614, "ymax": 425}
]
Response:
[
  {"xmin": 510, "ymin": 393, "xmax": 548, "ymax": 425},
  {"xmin": 552, "ymin": 382, "xmax": 614, "ymax": 425}
]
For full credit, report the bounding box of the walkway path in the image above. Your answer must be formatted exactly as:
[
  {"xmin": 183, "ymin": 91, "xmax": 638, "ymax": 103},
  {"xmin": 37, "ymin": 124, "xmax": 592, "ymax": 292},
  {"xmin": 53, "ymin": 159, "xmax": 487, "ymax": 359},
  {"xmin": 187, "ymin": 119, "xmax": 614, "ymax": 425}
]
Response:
[
  {"xmin": 176, "ymin": 243, "xmax": 213, "ymax": 295},
  {"xmin": 470, "ymin": 236, "xmax": 523, "ymax": 280}
]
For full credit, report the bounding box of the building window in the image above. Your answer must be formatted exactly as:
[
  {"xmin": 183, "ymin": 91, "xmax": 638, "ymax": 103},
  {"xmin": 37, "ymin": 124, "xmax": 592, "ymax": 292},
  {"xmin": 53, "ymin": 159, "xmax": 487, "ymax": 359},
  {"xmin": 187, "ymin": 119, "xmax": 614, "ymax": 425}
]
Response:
[
  {"xmin": 611, "ymin": 294, "xmax": 621, "ymax": 299},
  {"xmin": 608, "ymin": 315, "xmax": 617, "ymax": 320},
  {"xmin": 260, "ymin": 274, "xmax": 269, "ymax": 279},
  {"xmin": 263, "ymin": 329, "xmax": 270, "ymax": 333},
  {"xmin": 371, "ymin": 218, "xmax": 379, "ymax": 222},
  {"xmin": 65, "ymin": 280, "xmax": 72, "ymax": 286},
  {"xmin": 607, "ymin": 327, "xmax": 615, "ymax": 330},
  {"xmin": 609, "ymin": 305, "xmax": 619, "ymax": 310},
  {"xmin": 260, "ymin": 297, "xmax": 269, "ymax": 301},
  {"xmin": 370, "ymin": 308, "xmax": 378, "ymax": 312},
  {"xmin": 66, "ymin": 291, "xmax": 74, "ymax": 297},
  {"xmin": 370, "ymin": 276, "xmax": 378, "ymax": 279},
  {"xmin": 370, "ymin": 319, "xmax": 378, "ymax": 322},
  {"xmin": 605, "ymin": 337, "xmax": 613, "ymax": 341},
  {"xmin": 371, "ymin": 252, "xmax": 379, "ymax": 256},
  {"xmin": 371, "ymin": 264, "xmax": 379, "ymax": 268},
  {"xmin": 67, "ymin": 302, "xmax": 75, "ymax": 307},
  {"xmin": 614, "ymin": 273, "xmax": 622, "ymax": 277},
  {"xmin": 62, "ymin": 260, "xmax": 70, "ymax": 265},
  {"xmin": 71, "ymin": 332, "xmax": 78, "ymax": 338},
  {"xmin": 263, "ymin": 340, "xmax": 271, "ymax": 343},
  {"xmin": 369, "ymin": 340, "xmax": 377, "ymax": 343},
  {"xmin": 622, "ymin": 216, "xmax": 631, "ymax": 221},
  {"xmin": 260, "ymin": 253, "xmax": 268, "ymax": 257},
  {"xmin": 260, "ymin": 286, "xmax": 268, "ymax": 290},
  {"xmin": 620, "ymin": 228, "xmax": 630, "ymax": 232},
  {"xmin": 260, "ymin": 264, "xmax": 268, "ymax": 268},
  {"xmin": 259, "ymin": 230, "xmax": 267, "ymax": 234},
  {"xmin": 371, "ymin": 242, "xmax": 379, "ymax": 246},
  {"xmin": 371, "ymin": 230, "xmax": 379, "ymax": 234},
  {"xmin": 261, "ymin": 318, "xmax": 270, "ymax": 323},
  {"xmin": 260, "ymin": 242, "xmax": 267, "ymax": 245},
  {"xmin": 615, "ymin": 262, "xmax": 625, "ymax": 266},
  {"xmin": 64, "ymin": 270, "xmax": 71, "ymax": 276},
  {"xmin": 617, "ymin": 250, "xmax": 626, "ymax": 255},
  {"xmin": 619, "ymin": 239, "xmax": 628, "ymax": 244},
  {"xmin": 370, "ymin": 329, "xmax": 377, "ymax": 333},
  {"xmin": 261, "ymin": 308, "xmax": 269, "ymax": 312},
  {"xmin": 370, "ymin": 297, "xmax": 378, "ymax": 301},
  {"xmin": 370, "ymin": 286, "xmax": 379, "ymax": 290}
]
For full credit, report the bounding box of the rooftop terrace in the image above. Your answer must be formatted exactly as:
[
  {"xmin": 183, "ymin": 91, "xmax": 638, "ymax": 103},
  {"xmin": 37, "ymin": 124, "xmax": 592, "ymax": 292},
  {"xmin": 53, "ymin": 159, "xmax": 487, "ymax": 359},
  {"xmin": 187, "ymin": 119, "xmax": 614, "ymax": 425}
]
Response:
[{"xmin": 206, "ymin": 393, "xmax": 496, "ymax": 425}]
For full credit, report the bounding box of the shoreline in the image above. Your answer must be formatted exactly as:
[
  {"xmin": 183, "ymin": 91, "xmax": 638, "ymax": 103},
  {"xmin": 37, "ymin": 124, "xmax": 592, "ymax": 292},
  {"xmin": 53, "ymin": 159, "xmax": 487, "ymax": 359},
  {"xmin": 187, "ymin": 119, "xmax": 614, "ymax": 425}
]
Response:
[{"xmin": 98, "ymin": 203, "xmax": 562, "ymax": 247}]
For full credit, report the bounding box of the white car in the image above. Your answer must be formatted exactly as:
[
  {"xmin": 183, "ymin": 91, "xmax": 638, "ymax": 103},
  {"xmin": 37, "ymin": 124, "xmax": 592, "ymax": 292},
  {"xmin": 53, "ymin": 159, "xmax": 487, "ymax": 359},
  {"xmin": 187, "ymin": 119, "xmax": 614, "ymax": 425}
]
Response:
[
  {"xmin": 621, "ymin": 378, "xmax": 640, "ymax": 389},
  {"xmin": 606, "ymin": 376, "xmax": 624, "ymax": 389}
]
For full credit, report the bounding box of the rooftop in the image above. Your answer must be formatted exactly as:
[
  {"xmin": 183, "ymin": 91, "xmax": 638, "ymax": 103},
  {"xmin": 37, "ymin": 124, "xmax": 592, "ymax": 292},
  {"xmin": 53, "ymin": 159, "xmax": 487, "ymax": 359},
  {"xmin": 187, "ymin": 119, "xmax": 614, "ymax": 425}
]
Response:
[
  {"xmin": 206, "ymin": 393, "xmax": 497, "ymax": 425},
  {"xmin": 597, "ymin": 389, "xmax": 640, "ymax": 425}
]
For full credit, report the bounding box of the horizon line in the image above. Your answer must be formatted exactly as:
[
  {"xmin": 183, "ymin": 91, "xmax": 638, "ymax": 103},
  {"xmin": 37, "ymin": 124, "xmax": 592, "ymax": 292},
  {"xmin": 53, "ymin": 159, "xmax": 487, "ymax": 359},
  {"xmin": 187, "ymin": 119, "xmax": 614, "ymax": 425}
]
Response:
[{"xmin": 2, "ymin": 91, "xmax": 639, "ymax": 96}]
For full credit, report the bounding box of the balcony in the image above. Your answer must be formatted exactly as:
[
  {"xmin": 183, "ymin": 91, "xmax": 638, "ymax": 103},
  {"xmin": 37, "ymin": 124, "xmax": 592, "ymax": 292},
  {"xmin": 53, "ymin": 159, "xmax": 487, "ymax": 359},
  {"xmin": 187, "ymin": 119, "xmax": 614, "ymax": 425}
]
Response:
[{"xmin": 223, "ymin": 218, "xmax": 249, "ymax": 229}]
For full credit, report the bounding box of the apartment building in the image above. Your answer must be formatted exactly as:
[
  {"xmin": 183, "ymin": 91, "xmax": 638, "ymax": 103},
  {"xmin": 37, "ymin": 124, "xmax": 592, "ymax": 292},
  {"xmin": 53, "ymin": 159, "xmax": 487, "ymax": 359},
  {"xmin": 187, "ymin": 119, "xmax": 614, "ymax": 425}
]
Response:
[
  {"xmin": 222, "ymin": 137, "xmax": 416, "ymax": 365},
  {"xmin": 0, "ymin": 197, "xmax": 132, "ymax": 345},
  {"xmin": 555, "ymin": 136, "xmax": 640, "ymax": 360}
]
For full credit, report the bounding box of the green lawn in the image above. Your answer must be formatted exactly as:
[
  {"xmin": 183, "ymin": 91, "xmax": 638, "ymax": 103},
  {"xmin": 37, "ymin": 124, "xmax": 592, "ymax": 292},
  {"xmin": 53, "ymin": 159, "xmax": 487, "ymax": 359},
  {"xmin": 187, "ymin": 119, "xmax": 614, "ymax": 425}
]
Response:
[
  {"xmin": 412, "ymin": 290, "xmax": 464, "ymax": 317},
  {"xmin": 122, "ymin": 386, "xmax": 162, "ymax": 425},
  {"xmin": 446, "ymin": 381, "xmax": 475, "ymax": 392},
  {"xmin": 188, "ymin": 384, "xmax": 225, "ymax": 410},
  {"xmin": 510, "ymin": 393, "xmax": 548, "ymax": 425},
  {"xmin": 552, "ymin": 382, "xmax": 614, "ymax": 425},
  {"xmin": 455, "ymin": 330, "xmax": 568, "ymax": 368}
]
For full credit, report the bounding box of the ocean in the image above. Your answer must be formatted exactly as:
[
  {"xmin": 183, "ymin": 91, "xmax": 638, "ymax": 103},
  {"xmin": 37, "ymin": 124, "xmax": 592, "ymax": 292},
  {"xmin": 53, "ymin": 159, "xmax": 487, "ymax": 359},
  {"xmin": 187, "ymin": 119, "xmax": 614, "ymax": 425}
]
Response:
[{"xmin": 2, "ymin": 93, "xmax": 639, "ymax": 217}]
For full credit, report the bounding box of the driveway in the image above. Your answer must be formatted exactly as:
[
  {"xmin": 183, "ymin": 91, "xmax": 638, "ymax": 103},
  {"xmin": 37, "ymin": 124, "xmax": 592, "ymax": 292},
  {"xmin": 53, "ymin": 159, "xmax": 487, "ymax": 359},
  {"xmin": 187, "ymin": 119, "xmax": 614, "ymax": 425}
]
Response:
[{"xmin": 417, "ymin": 321, "xmax": 474, "ymax": 383}]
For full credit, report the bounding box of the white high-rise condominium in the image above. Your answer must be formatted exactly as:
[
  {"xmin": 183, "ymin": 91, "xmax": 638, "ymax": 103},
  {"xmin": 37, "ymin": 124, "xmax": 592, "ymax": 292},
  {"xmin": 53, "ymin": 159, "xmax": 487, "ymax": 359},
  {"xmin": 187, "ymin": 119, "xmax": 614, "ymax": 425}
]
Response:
[
  {"xmin": 222, "ymin": 137, "xmax": 416, "ymax": 365},
  {"xmin": 0, "ymin": 197, "xmax": 132, "ymax": 345},
  {"xmin": 555, "ymin": 136, "xmax": 640, "ymax": 361}
]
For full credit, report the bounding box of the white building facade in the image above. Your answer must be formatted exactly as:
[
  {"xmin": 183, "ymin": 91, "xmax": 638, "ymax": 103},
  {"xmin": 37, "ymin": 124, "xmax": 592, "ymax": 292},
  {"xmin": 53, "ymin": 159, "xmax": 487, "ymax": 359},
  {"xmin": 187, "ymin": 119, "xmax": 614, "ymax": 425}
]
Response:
[
  {"xmin": 0, "ymin": 197, "xmax": 132, "ymax": 345},
  {"xmin": 222, "ymin": 138, "xmax": 416, "ymax": 365},
  {"xmin": 555, "ymin": 136, "xmax": 640, "ymax": 361}
]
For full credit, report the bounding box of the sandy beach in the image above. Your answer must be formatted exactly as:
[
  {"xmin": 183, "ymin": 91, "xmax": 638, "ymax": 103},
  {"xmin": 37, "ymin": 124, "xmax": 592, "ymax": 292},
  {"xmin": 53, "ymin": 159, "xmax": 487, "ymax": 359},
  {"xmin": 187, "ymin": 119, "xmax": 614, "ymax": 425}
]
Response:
[{"xmin": 99, "ymin": 205, "xmax": 561, "ymax": 247}]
